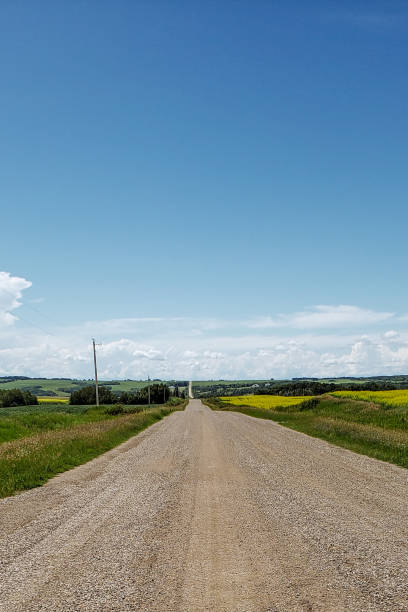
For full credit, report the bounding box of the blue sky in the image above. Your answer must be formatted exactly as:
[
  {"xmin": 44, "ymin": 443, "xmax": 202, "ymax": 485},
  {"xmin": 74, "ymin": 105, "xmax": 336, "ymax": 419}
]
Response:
[{"xmin": 1, "ymin": 1, "xmax": 408, "ymax": 378}]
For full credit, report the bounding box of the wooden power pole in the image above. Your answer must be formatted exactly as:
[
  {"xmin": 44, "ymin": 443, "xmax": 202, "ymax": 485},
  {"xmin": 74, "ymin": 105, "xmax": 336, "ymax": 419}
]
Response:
[{"xmin": 92, "ymin": 338, "xmax": 99, "ymax": 406}]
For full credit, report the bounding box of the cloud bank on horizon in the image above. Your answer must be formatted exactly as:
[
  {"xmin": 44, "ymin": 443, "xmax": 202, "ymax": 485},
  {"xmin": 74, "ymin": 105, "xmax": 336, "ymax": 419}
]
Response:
[{"xmin": 1, "ymin": 272, "xmax": 408, "ymax": 380}]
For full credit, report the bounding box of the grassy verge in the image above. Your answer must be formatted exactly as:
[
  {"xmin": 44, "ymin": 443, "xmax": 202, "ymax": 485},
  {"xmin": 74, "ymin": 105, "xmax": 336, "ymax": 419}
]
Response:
[
  {"xmin": 204, "ymin": 396, "xmax": 408, "ymax": 469},
  {"xmin": 0, "ymin": 399, "xmax": 187, "ymax": 498}
]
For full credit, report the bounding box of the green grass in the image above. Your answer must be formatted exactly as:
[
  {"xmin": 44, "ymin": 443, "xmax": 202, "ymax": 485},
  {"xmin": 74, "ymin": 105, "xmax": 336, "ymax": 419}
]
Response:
[
  {"xmin": 0, "ymin": 401, "xmax": 175, "ymax": 420},
  {"xmin": 205, "ymin": 395, "xmax": 408, "ymax": 469},
  {"xmin": 0, "ymin": 400, "xmax": 187, "ymax": 498},
  {"xmin": 0, "ymin": 404, "xmax": 128, "ymax": 443},
  {"xmin": 0, "ymin": 378, "xmax": 79, "ymax": 396}
]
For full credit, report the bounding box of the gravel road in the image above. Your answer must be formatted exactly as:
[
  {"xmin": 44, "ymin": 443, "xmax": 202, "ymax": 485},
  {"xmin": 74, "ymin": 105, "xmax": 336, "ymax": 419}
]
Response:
[{"xmin": 0, "ymin": 400, "xmax": 407, "ymax": 611}]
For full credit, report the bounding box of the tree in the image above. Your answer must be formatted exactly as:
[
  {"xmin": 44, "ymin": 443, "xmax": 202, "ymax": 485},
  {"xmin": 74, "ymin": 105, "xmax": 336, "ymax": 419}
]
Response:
[
  {"xmin": 0, "ymin": 388, "xmax": 38, "ymax": 407},
  {"xmin": 70, "ymin": 385, "xmax": 114, "ymax": 405}
]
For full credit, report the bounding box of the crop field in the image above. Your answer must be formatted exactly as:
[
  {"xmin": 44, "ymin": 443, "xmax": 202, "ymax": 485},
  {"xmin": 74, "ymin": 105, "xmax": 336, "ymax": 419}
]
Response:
[
  {"xmin": 220, "ymin": 395, "xmax": 313, "ymax": 409},
  {"xmin": 38, "ymin": 397, "xmax": 69, "ymax": 403},
  {"xmin": 332, "ymin": 389, "xmax": 408, "ymax": 408}
]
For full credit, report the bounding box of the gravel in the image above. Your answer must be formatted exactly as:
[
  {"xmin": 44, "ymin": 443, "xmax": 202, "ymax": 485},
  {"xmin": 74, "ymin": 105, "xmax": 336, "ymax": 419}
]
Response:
[{"xmin": 0, "ymin": 399, "xmax": 407, "ymax": 611}]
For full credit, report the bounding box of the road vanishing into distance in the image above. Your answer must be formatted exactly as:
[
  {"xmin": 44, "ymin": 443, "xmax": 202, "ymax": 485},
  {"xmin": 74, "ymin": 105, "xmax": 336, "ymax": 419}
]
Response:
[{"xmin": 0, "ymin": 400, "xmax": 407, "ymax": 611}]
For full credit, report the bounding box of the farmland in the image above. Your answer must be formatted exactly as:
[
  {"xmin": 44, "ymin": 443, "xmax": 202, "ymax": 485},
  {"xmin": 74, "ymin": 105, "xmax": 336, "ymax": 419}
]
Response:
[
  {"xmin": 0, "ymin": 377, "xmax": 188, "ymax": 398},
  {"xmin": 332, "ymin": 389, "xmax": 408, "ymax": 408},
  {"xmin": 220, "ymin": 394, "xmax": 313, "ymax": 409},
  {"xmin": 38, "ymin": 396, "xmax": 69, "ymax": 403},
  {"xmin": 192, "ymin": 374, "xmax": 408, "ymax": 398},
  {"xmin": 2, "ymin": 375, "xmax": 408, "ymax": 400},
  {"xmin": 206, "ymin": 393, "xmax": 408, "ymax": 468}
]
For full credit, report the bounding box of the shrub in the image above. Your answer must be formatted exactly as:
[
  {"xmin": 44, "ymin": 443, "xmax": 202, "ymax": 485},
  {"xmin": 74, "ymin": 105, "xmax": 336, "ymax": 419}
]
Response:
[
  {"xmin": 104, "ymin": 404, "xmax": 125, "ymax": 415},
  {"xmin": 124, "ymin": 405, "xmax": 144, "ymax": 414},
  {"xmin": 166, "ymin": 397, "xmax": 187, "ymax": 407},
  {"xmin": 297, "ymin": 397, "xmax": 320, "ymax": 411}
]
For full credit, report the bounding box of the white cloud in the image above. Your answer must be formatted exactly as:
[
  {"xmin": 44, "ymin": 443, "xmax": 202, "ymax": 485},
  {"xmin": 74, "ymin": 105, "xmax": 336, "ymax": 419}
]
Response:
[
  {"xmin": 247, "ymin": 305, "xmax": 394, "ymax": 330},
  {"xmin": 2, "ymin": 320, "xmax": 408, "ymax": 380},
  {"xmin": 384, "ymin": 330, "xmax": 399, "ymax": 340},
  {"xmin": 0, "ymin": 271, "xmax": 32, "ymax": 326},
  {"xmin": 1, "ymin": 277, "xmax": 408, "ymax": 379}
]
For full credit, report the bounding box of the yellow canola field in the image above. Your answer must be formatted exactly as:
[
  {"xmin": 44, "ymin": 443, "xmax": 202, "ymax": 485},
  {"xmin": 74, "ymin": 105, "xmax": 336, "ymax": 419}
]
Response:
[
  {"xmin": 219, "ymin": 394, "xmax": 313, "ymax": 410},
  {"xmin": 38, "ymin": 397, "xmax": 69, "ymax": 404},
  {"xmin": 332, "ymin": 389, "xmax": 408, "ymax": 408}
]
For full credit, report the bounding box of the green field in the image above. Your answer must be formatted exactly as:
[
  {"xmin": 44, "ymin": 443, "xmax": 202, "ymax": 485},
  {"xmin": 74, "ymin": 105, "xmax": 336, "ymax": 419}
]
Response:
[
  {"xmin": 206, "ymin": 394, "xmax": 408, "ymax": 469},
  {"xmin": 0, "ymin": 402, "xmax": 133, "ymax": 444},
  {"xmin": 0, "ymin": 377, "xmax": 186, "ymax": 398}
]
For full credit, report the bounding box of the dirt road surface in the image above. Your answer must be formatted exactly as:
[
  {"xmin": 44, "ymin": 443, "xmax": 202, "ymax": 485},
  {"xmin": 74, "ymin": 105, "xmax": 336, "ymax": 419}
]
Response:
[{"xmin": 0, "ymin": 400, "xmax": 407, "ymax": 611}]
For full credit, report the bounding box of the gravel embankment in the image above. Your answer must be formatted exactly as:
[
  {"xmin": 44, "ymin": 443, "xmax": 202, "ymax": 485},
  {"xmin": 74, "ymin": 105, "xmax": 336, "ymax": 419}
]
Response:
[{"xmin": 0, "ymin": 399, "xmax": 407, "ymax": 611}]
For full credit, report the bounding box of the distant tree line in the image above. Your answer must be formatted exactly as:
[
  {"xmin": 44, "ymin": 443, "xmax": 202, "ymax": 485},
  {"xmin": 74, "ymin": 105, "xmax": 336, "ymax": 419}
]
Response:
[
  {"xmin": 255, "ymin": 380, "xmax": 402, "ymax": 396},
  {"xmin": 57, "ymin": 382, "xmax": 95, "ymax": 394},
  {"xmin": 18, "ymin": 385, "xmax": 57, "ymax": 396},
  {"xmin": 69, "ymin": 383, "xmax": 173, "ymax": 405},
  {"xmin": 193, "ymin": 381, "xmax": 269, "ymax": 397},
  {"xmin": 0, "ymin": 388, "xmax": 38, "ymax": 407},
  {"xmin": 0, "ymin": 376, "xmax": 31, "ymax": 383},
  {"xmin": 197, "ymin": 379, "xmax": 406, "ymax": 398}
]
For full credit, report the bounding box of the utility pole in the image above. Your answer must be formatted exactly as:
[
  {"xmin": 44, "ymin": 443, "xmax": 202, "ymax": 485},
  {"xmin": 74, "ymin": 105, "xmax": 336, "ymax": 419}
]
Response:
[
  {"xmin": 163, "ymin": 383, "xmax": 166, "ymax": 404},
  {"xmin": 148, "ymin": 375, "xmax": 151, "ymax": 407},
  {"xmin": 92, "ymin": 338, "xmax": 99, "ymax": 406}
]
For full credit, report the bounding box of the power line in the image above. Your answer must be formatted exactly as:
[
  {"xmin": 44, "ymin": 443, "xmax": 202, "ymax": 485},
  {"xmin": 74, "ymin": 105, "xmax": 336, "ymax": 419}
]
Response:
[
  {"xmin": 0, "ymin": 285, "xmax": 59, "ymax": 336},
  {"xmin": 4, "ymin": 308, "xmax": 55, "ymax": 337}
]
